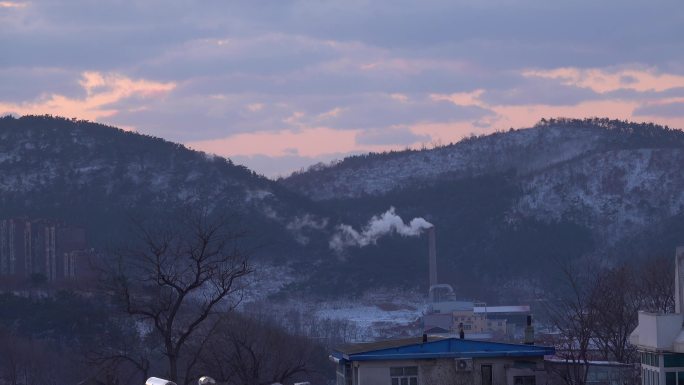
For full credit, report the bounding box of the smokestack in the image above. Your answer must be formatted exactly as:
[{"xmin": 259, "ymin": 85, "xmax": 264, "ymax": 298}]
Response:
[
  {"xmin": 524, "ymin": 315, "xmax": 534, "ymax": 345},
  {"xmin": 676, "ymin": 247, "xmax": 684, "ymax": 314},
  {"xmin": 428, "ymin": 226, "xmax": 437, "ymax": 288}
]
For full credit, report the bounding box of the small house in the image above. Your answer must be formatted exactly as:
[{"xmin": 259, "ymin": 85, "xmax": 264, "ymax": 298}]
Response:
[{"xmin": 330, "ymin": 336, "xmax": 554, "ymax": 385}]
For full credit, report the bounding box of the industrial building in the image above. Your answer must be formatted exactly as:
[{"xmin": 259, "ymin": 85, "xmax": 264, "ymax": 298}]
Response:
[
  {"xmin": 0, "ymin": 217, "xmax": 92, "ymax": 284},
  {"xmin": 331, "ymin": 336, "xmax": 554, "ymax": 385},
  {"xmin": 630, "ymin": 247, "xmax": 684, "ymax": 385},
  {"xmin": 421, "ymin": 227, "xmax": 532, "ymax": 341}
]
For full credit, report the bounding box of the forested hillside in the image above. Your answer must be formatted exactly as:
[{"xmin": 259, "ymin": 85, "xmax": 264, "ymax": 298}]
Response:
[
  {"xmin": 283, "ymin": 118, "xmax": 684, "ymax": 299},
  {"xmin": 0, "ymin": 115, "xmax": 328, "ymax": 260},
  {"xmin": 3, "ymin": 115, "xmax": 684, "ymax": 301}
]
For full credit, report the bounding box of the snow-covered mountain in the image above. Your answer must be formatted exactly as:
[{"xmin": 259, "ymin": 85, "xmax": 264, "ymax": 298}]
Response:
[
  {"xmin": 0, "ymin": 115, "xmax": 327, "ymax": 255},
  {"xmin": 282, "ymin": 123, "xmax": 605, "ymax": 200},
  {"xmin": 282, "ymin": 118, "xmax": 684, "ymax": 202},
  {"xmin": 5, "ymin": 115, "xmax": 684, "ymax": 300},
  {"xmin": 283, "ymin": 118, "xmax": 684, "ymax": 251},
  {"xmin": 514, "ymin": 147, "xmax": 684, "ymax": 245}
]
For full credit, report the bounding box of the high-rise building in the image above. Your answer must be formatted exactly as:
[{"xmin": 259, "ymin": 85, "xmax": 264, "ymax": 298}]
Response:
[
  {"xmin": 0, "ymin": 218, "xmax": 29, "ymax": 277},
  {"xmin": 0, "ymin": 218, "xmax": 90, "ymax": 283}
]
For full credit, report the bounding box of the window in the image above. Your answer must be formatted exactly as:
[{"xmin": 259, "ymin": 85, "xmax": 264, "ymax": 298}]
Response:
[
  {"xmin": 665, "ymin": 354, "xmax": 684, "ymax": 368},
  {"xmin": 643, "ymin": 353, "xmax": 662, "ymax": 367},
  {"xmin": 390, "ymin": 366, "xmax": 418, "ymax": 385},
  {"xmin": 666, "ymin": 372, "xmax": 675, "ymax": 385},
  {"xmin": 513, "ymin": 376, "xmax": 536, "ymax": 385},
  {"xmin": 336, "ymin": 362, "xmax": 352, "ymax": 385},
  {"xmin": 643, "ymin": 369, "xmax": 647, "ymax": 385},
  {"xmin": 481, "ymin": 365, "xmax": 492, "ymax": 385}
]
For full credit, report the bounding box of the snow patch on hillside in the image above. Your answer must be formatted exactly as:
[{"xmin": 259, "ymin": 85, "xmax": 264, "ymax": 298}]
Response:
[
  {"xmin": 284, "ymin": 126, "xmax": 605, "ymax": 200},
  {"xmin": 515, "ymin": 149, "xmax": 684, "ymax": 244}
]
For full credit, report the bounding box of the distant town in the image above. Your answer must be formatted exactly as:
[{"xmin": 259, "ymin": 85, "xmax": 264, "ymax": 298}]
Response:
[
  {"xmin": 0, "ymin": 217, "xmax": 95, "ymax": 287},
  {"xmin": 2, "ymin": 215, "xmax": 681, "ymax": 385}
]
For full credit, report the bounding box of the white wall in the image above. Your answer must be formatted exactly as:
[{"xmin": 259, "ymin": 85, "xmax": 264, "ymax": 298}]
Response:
[
  {"xmin": 632, "ymin": 312, "xmax": 684, "ymax": 350},
  {"xmin": 355, "ymin": 357, "xmax": 546, "ymax": 385}
]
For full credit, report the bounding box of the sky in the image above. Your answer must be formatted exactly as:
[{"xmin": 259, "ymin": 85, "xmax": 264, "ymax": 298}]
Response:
[{"xmin": 1, "ymin": 0, "xmax": 683, "ymax": 177}]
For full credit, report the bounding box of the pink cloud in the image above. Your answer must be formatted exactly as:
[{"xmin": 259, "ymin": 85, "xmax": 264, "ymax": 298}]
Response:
[
  {"xmin": 430, "ymin": 89, "xmax": 485, "ymax": 107},
  {"xmin": 187, "ymin": 127, "xmax": 396, "ymax": 158},
  {"xmin": 490, "ymin": 100, "xmax": 641, "ymax": 130},
  {"xmin": 192, "ymin": 91, "xmax": 684, "ymax": 162},
  {"xmin": 409, "ymin": 121, "xmax": 482, "ymax": 145},
  {"xmin": 0, "ymin": 1, "xmax": 27, "ymax": 8},
  {"xmin": 0, "ymin": 71, "xmax": 175, "ymax": 122},
  {"xmin": 523, "ymin": 67, "xmax": 684, "ymax": 93}
]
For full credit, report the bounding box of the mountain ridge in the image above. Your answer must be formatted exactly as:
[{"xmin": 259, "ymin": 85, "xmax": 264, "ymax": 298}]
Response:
[
  {"xmin": 281, "ymin": 118, "xmax": 684, "ymax": 201},
  {"xmin": 4, "ymin": 115, "xmax": 684, "ymax": 300},
  {"xmin": 0, "ymin": 114, "xmax": 327, "ymax": 258}
]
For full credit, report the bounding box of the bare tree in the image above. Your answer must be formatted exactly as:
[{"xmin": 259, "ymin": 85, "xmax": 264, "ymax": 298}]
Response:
[
  {"xmin": 546, "ymin": 265, "xmax": 598, "ymax": 385},
  {"xmin": 106, "ymin": 210, "xmax": 252, "ymax": 384},
  {"xmin": 547, "ymin": 256, "xmax": 674, "ymax": 385},
  {"xmin": 638, "ymin": 256, "xmax": 675, "ymax": 313},
  {"xmin": 590, "ymin": 266, "xmax": 640, "ymax": 363},
  {"xmin": 197, "ymin": 313, "xmax": 327, "ymax": 385},
  {"xmin": 85, "ymin": 322, "xmax": 153, "ymax": 385}
]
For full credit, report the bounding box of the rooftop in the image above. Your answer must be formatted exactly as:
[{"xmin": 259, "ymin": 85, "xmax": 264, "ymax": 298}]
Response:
[
  {"xmin": 332, "ymin": 337, "xmax": 555, "ymax": 362},
  {"xmin": 474, "ymin": 306, "xmax": 531, "ymax": 313}
]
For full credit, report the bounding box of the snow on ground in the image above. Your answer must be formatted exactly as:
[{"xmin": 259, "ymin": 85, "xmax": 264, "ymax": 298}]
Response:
[
  {"xmin": 309, "ymin": 291, "xmax": 428, "ymax": 340},
  {"xmin": 245, "ymin": 289, "xmax": 429, "ymax": 341},
  {"xmin": 238, "ymin": 262, "xmax": 298, "ymax": 304},
  {"xmin": 236, "ymin": 265, "xmax": 428, "ymax": 341},
  {"xmin": 314, "ymin": 302, "xmax": 424, "ymax": 331}
]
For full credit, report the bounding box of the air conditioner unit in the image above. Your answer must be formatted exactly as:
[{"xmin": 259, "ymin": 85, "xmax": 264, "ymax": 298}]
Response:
[{"xmin": 455, "ymin": 358, "xmax": 473, "ymax": 371}]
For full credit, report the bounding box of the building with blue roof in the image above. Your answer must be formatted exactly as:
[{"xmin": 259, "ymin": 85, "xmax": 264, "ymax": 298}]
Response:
[{"xmin": 331, "ymin": 336, "xmax": 555, "ymax": 385}]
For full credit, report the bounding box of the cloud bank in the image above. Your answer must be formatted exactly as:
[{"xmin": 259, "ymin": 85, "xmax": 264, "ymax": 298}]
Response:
[{"xmin": 1, "ymin": 0, "xmax": 683, "ymax": 176}]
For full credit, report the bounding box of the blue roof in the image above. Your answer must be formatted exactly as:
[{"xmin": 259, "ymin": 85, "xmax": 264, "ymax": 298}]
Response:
[{"xmin": 333, "ymin": 337, "xmax": 555, "ymax": 362}]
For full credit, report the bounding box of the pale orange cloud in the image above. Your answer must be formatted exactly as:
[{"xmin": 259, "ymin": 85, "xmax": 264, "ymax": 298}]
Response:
[
  {"xmin": 187, "ymin": 127, "xmax": 396, "ymax": 158},
  {"xmin": 389, "ymin": 93, "xmax": 409, "ymax": 103},
  {"xmin": 430, "ymin": 89, "xmax": 485, "ymax": 107},
  {"xmin": 430, "ymin": 69, "xmax": 684, "ymax": 144},
  {"xmin": 631, "ymin": 96, "xmax": 684, "ymax": 130},
  {"xmin": 409, "ymin": 121, "xmax": 481, "ymax": 145},
  {"xmin": 192, "ymin": 91, "xmax": 684, "ymax": 161},
  {"xmin": 0, "ymin": 1, "xmax": 27, "ymax": 8},
  {"xmin": 490, "ymin": 100, "xmax": 642, "ymax": 130},
  {"xmin": 523, "ymin": 67, "xmax": 684, "ymax": 93},
  {"xmin": 417, "ymin": 73, "xmax": 684, "ymax": 150},
  {"xmin": 0, "ymin": 71, "xmax": 176, "ymax": 121},
  {"xmin": 407, "ymin": 98, "xmax": 679, "ymax": 148}
]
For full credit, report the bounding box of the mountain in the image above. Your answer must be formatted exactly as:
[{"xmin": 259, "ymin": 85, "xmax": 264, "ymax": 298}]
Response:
[
  {"xmin": 282, "ymin": 118, "xmax": 684, "ymax": 299},
  {"xmin": 0, "ymin": 115, "xmax": 329, "ymax": 261},
  {"xmin": 282, "ymin": 118, "xmax": 684, "ymax": 202},
  {"xmin": 4, "ymin": 115, "xmax": 684, "ymax": 302}
]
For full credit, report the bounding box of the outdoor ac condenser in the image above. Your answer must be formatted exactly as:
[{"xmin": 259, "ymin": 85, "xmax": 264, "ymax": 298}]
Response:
[{"xmin": 454, "ymin": 358, "xmax": 474, "ymax": 371}]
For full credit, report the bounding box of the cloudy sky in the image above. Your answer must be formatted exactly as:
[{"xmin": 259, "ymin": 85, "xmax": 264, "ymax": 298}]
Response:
[{"xmin": 1, "ymin": 0, "xmax": 683, "ymax": 177}]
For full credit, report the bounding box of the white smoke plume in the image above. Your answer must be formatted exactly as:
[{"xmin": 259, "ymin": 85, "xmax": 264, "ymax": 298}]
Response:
[
  {"xmin": 330, "ymin": 207, "xmax": 433, "ymax": 252},
  {"xmin": 286, "ymin": 214, "xmax": 329, "ymax": 245}
]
